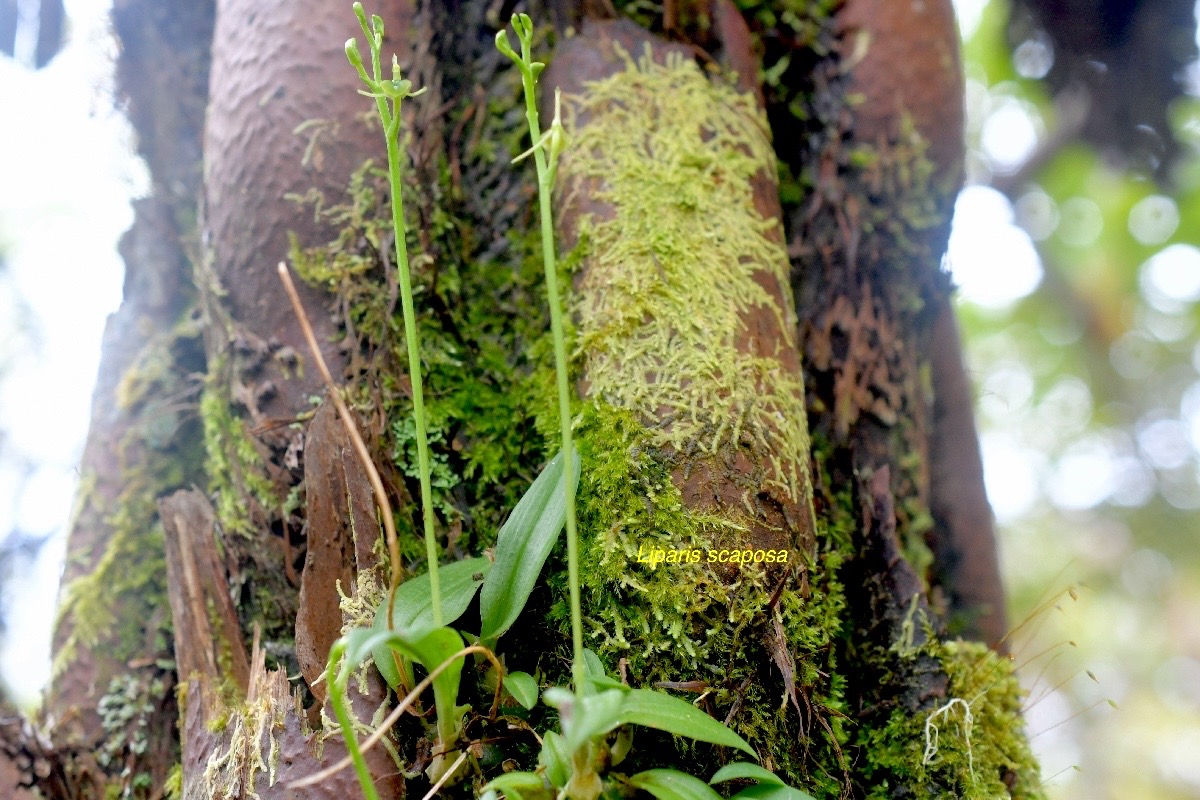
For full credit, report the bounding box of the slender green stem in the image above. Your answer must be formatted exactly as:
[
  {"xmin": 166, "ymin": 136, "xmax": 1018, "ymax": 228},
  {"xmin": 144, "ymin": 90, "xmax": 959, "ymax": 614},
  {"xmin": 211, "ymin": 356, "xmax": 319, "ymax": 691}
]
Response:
[
  {"xmin": 328, "ymin": 643, "xmax": 381, "ymax": 800},
  {"xmin": 349, "ymin": 4, "xmax": 442, "ymax": 626},
  {"xmin": 508, "ymin": 21, "xmax": 585, "ymax": 698},
  {"xmin": 383, "ymin": 110, "xmax": 443, "ymax": 628}
]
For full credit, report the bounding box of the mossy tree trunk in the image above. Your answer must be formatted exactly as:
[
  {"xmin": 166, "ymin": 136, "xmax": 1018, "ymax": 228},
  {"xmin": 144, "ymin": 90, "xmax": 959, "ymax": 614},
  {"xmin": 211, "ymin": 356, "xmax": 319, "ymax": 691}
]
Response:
[{"xmin": 1, "ymin": 0, "xmax": 1041, "ymax": 798}]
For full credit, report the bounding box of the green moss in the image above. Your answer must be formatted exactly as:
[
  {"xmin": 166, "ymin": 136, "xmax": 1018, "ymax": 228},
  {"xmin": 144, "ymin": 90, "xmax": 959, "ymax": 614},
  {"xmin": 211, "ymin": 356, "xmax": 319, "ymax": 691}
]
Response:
[
  {"xmin": 530, "ymin": 49, "xmax": 853, "ymax": 787},
  {"xmin": 859, "ymin": 640, "xmax": 1045, "ymax": 799},
  {"xmin": 288, "ymin": 147, "xmax": 550, "ymax": 568},
  {"xmin": 561, "ymin": 50, "xmax": 812, "ymax": 511},
  {"xmin": 53, "ymin": 481, "xmax": 167, "ymax": 678},
  {"xmin": 199, "ymin": 364, "xmax": 277, "ymax": 537},
  {"xmin": 163, "ymin": 764, "xmax": 183, "ymax": 800}
]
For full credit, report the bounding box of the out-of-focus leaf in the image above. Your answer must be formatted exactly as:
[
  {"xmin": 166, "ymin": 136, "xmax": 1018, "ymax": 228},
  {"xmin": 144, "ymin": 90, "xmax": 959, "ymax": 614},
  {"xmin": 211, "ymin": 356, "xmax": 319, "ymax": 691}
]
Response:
[
  {"xmin": 709, "ymin": 763, "xmax": 784, "ymax": 786},
  {"xmin": 729, "ymin": 783, "xmax": 817, "ymax": 800}
]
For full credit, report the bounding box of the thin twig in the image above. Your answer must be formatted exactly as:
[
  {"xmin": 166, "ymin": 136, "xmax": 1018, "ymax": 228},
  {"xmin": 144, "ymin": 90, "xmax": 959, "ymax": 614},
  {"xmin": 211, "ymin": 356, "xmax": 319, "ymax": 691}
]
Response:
[
  {"xmin": 287, "ymin": 644, "xmax": 506, "ymax": 789},
  {"xmin": 277, "ymin": 262, "xmax": 405, "ymax": 624}
]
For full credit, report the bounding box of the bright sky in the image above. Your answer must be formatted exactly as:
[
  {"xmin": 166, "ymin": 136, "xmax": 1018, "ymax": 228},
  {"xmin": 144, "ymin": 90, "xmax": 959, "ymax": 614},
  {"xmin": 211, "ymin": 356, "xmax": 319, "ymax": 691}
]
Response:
[{"xmin": 0, "ymin": 0, "xmax": 142, "ymax": 703}]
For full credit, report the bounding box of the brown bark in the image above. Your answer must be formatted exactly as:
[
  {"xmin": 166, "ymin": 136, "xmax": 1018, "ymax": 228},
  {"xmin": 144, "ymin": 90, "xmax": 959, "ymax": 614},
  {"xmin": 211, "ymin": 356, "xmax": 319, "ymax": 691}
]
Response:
[
  {"xmin": 162, "ymin": 474, "xmax": 400, "ymax": 799},
  {"xmin": 927, "ymin": 297, "xmax": 1009, "ymax": 649},
  {"xmin": 203, "ymin": 0, "xmax": 414, "ymax": 422},
  {"xmin": 294, "ymin": 403, "xmax": 386, "ymax": 703},
  {"xmin": 161, "ymin": 490, "xmax": 251, "ymax": 709}
]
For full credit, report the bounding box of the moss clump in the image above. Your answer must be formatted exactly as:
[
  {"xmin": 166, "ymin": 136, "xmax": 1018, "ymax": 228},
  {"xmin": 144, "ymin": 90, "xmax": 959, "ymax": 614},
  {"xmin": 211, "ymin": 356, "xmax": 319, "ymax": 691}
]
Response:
[
  {"xmin": 562, "ymin": 50, "xmax": 812, "ymax": 511},
  {"xmin": 859, "ymin": 639, "xmax": 1045, "ymax": 799},
  {"xmin": 538, "ymin": 400, "xmax": 850, "ymax": 787},
  {"xmin": 534, "ymin": 47, "xmax": 850, "ymax": 785},
  {"xmin": 199, "ymin": 363, "xmax": 278, "ymax": 538},
  {"xmin": 200, "ymin": 686, "xmax": 290, "ymax": 797}
]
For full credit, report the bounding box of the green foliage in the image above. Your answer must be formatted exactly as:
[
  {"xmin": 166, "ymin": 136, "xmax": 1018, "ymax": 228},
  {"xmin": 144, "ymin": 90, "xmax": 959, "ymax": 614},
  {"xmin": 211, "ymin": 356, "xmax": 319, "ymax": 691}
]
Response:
[
  {"xmin": 709, "ymin": 763, "xmax": 787, "ymax": 786},
  {"xmin": 479, "ymin": 450, "xmax": 579, "ymax": 642},
  {"xmin": 371, "ymin": 556, "xmax": 490, "ymax": 689},
  {"xmin": 199, "ymin": 374, "xmax": 276, "ymax": 537},
  {"xmin": 857, "ymin": 639, "xmax": 1044, "ymax": 800},
  {"xmin": 97, "ymin": 671, "xmax": 168, "ymax": 790},
  {"xmin": 484, "ymin": 656, "xmax": 816, "ymax": 800},
  {"xmin": 505, "ymin": 671, "xmax": 539, "ymax": 710},
  {"xmin": 480, "ymin": 652, "xmax": 816, "ymax": 800},
  {"xmin": 629, "ymin": 769, "xmax": 723, "ymax": 800}
]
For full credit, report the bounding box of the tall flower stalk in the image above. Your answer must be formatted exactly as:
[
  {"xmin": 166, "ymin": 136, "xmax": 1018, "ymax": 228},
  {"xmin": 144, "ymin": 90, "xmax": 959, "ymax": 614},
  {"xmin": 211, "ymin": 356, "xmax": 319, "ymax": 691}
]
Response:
[
  {"xmin": 495, "ymin": 15, "xmax": 584, "ymax": 697},
  {"xmin": 345, "ymin": 2, "xmax": 442, "ymax": 626}
]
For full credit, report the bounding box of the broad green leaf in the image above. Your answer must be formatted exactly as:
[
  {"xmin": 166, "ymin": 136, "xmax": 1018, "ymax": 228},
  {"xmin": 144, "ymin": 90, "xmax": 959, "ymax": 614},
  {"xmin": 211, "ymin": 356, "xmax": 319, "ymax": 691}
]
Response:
[
  {"xmin": 485, "ymin": 770, "xmax": 548, "ymax": 800},
  {"xmin": 371, "ymin": 632, "xmax": 409, "ymax": 691},
  {"xmin": 405, "ymin": 627, "xmax": 466, "ymax": 747},
  {"xmin": 371, "ymin": 557, "xmax": 488, "ymax": 689},
  {"xmin": 629, "ymin": 769, "xmax": 723, "ymax": 800},
  {"xmin": 479, "ymin": 451, "xmax": 580, "ymax": 641},
  {"xmin": 729, "ymin": 783, "xmax": 817, "ymax": 800},
  {"xmin": 582, "ymin": 648, "xmax": 607, "ymax": 678},
  {"xmin": 341, "ymin": 624, "xmax": 432, "ymax": 686},
  {"xmin": 709, "ymin": 763, "xmax": 785, "ymax": 786},
  {"xmin": 505, "ymin": 670, "xmax": 539, "ymax": 709},
  {"xmin": 620, "ymin": 689, "xmax": 756, "ymax": 757},
  {"xmin": 375, "ymin": 556, "xmax": 491, "ymax": 630},
  {"xmin": 538, "ymin": 730, "xmax": 570, "ymax": 788}
]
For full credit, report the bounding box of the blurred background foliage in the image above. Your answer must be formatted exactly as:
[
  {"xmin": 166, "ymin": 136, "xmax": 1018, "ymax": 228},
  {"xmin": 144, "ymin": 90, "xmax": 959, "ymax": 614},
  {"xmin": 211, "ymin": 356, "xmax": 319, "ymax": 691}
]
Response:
[
  {"xmin": 2, "ymin": 0, "xmax": 1200, "ymax": 797},
  {"xmin": 954, "ymin": 0, "xmax": 1200, "ymax": 797}
]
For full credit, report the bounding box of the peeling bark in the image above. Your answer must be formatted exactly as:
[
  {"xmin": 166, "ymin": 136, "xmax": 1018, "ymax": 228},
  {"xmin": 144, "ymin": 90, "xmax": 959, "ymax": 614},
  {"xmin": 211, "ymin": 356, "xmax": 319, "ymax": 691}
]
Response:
[
  {"xmin": 295, "ymin": 403, "xmax": 385, "ymax": 702},
  {"xmin": 161, "ymin": 490, "xmax": 251, "ymax": 707}
]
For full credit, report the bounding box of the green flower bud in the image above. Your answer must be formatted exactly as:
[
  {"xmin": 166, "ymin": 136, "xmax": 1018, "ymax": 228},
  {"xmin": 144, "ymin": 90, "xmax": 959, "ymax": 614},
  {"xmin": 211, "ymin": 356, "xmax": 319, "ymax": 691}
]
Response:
[
  {"xmin": 495, "ymin": 29, "xmax": 517, "ymax": 62},
  {"xmin": 345, "ymin": 37, "xmax": 364, "ymax": 71}
]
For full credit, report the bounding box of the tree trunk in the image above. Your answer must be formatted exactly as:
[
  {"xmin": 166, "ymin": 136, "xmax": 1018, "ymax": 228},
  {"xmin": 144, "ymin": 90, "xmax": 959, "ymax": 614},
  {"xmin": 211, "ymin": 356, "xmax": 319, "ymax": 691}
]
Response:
[{"xmin": 3, "ymin": 0, "xmax": 1042, "ymax": 798}]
